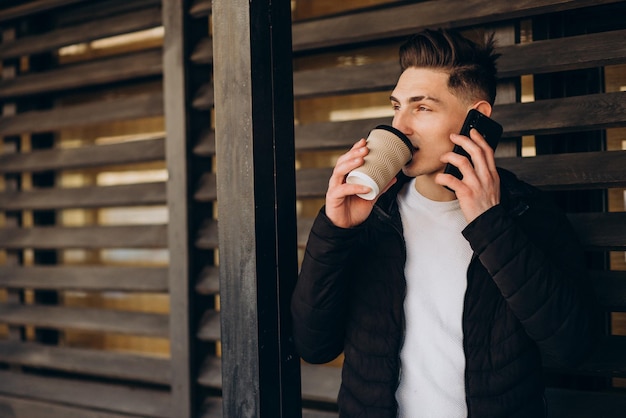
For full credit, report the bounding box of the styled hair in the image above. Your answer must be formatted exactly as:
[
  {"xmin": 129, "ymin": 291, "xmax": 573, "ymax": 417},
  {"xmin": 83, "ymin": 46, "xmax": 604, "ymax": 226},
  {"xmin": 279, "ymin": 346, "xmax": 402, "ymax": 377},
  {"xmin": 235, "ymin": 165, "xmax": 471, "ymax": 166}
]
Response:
[{"xmin": 399, "ymin": 28, "xmax": 500, "ymax": 106}]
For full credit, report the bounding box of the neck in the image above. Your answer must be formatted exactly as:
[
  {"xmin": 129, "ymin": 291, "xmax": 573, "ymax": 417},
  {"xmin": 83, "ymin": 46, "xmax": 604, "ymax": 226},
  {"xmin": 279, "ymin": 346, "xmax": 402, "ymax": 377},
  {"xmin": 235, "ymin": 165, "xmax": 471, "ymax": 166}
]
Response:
[{"xmin": 414, "ymin": 174, "xmax": 457, "ymax": 202}]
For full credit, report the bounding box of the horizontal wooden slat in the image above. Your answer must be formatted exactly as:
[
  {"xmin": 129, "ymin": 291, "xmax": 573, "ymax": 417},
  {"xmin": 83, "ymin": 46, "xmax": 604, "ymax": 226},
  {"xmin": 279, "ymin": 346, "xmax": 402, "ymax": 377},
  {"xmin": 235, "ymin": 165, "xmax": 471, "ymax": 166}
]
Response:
[
  {"xmin": 0, "ymin": 182, "xmax": 166, "ymax": 210},
  {"xmin": 0, "ymin": 137, "xmax": 165, "ymax": 174},
  {"xmin": 195, "ymin": 220, "xmax": 218, "ymax": 249},
  {"xmin": 0, "ymin": 92, "xmax": 164, "ymax": 137},
  {"xmin": 295, "ymin": 91, "xmax": 625, "ymax": 150},
  {"xmin": 291, "ymin": 28, "xmax": 626, "ymax": 100},
  {"xmin": 197, "ymin": 355, "xmax": 221, "ymax": 388},
  {"xmin": 197, "ymin": 354, "xmax": 341, "ymax": 405},
  {"xmin": 191, "ymin": 37, "xmax": 213, "ymax": 65},
  {"xmin": 291, "ymin": 0, "xmax": 622, "ymax": 52},
  {"xmin": 0, "ymin": 266, "xmax": 168, "ymax": 292},
  {"xmin": 294, "ymin": 60, "xmax": 398, "ymax": 99},
  {"xmin": 0, "ymin": 225, "xmax": 167, "ymax": 249},
  {"xmin": 493, "ymin": 91, "xmax": 626, "ymax": 137},
  {"xmin": 290, "ymin": 92, "xmax": 626, "ymax": 143},
  {"xmin": 0, "ymin": 0, "xmax": 91, "ymax": 22},
  {"xmin": 296, "ymin": 213, "xmax": 626, "ymax": 250},
  {"xmin": 0, "ymin": 340, "xmax": 169, "ymax": 384},
  {"xmin": 0, "ymin": 7, "xmax": 162, "ymax": 59},
  {"xmin": 590, "ymin": 270, "xmax": 626, "ymax": 312},
  {"xmin": 545, "ymin": 387, "xmax": 626, "ymax": 418},
  {"xmin": 569, "ymin": 212, "xmax": 626, "ymax": 251},
  {"xmin": 0, "ymin": 370, "xmax": 171, "ymax": 417},
  {"xmin": 0, "ymin": 303, "xmax": 168, "ymax": 337},
  {"xmin": 196, "ymin": 266, "xmax": 219, "ymax": 295},
  {"xmin": 192, "ymin": 83, "xmax": 215, "ymax": 110},
  {"xmin": 497, "ymin": 28, "xmax": 626, "ymax": 78},
  {"xmin": 0, "ymin": 395, "xmax": 140, "ymax": 418},
  {"xmin": 499, "ymin": 151, "xmax": 626, "ymax": 190},
  {"xmin": 193, "ymin": 129, "xmax": 215, "ymax": 156},
  {"xmin": 291, "ymin": 153, "xmax": 626, "ymax": 199},
  {"xmin": 189, "ymin": 0, "xmax": 212, "ymax": 18},
  {"xmin": 0, "ymin": 48, "xmax": 163, "ymax": 99},
  {"xmin": 194, "ymin": 173, "xmax": 216, "ymax": 201},
  {"xmin": 196, "ymin": 310, "xmax": 220, "ymax": 342}
]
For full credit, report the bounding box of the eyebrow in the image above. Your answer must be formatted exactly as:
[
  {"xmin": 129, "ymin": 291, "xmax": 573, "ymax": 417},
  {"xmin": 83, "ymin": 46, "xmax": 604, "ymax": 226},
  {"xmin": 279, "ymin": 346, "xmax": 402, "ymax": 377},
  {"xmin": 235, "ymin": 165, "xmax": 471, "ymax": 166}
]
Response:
[{"xmin": 389, "ymin": 95, "xmax": 441, "ymax": 104}]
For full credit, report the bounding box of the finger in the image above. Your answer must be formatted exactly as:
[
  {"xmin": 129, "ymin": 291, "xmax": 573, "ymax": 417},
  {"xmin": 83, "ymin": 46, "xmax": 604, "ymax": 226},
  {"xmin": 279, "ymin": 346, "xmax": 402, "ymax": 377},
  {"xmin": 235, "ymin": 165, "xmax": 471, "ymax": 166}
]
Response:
[
  {"xmin": 468, "ymin": 128, "xmax": 497, "ymax": 173},
  {"xmin": 329, "ymin": 139, "xmax": 368, "ymax": 187}
]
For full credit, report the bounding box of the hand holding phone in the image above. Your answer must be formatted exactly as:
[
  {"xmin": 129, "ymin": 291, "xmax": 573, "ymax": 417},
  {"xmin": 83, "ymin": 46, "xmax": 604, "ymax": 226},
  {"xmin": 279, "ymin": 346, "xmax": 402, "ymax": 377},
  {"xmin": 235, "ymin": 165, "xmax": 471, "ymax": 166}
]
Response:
[{"xmin": 443, "ymin": 109, "xmax": 503, "ymax": 183}]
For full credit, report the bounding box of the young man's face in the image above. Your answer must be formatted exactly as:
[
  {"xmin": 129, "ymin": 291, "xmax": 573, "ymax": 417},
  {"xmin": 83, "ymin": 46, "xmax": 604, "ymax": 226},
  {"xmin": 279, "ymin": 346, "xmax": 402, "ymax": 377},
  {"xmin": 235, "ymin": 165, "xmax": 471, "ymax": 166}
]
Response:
[{"xmin": 390, "ymin": 67, "xmax": 470, "ymax": 180}]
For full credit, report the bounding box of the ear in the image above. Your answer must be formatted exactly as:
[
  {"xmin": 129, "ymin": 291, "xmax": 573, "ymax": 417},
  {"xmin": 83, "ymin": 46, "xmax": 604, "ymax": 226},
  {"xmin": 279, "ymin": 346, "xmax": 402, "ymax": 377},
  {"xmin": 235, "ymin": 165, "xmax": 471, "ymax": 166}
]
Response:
[{"xmin": 473, "ymin": 100, "xmax": 492, "ymax": 117}]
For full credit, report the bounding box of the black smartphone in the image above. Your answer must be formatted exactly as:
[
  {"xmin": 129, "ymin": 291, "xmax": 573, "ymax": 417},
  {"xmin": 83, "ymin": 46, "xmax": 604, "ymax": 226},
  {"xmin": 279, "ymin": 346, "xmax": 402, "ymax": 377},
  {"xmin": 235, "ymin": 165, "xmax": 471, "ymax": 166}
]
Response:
[{"xmin": 443, "ymin": 109, "xmax": 503, "ymax": 183}]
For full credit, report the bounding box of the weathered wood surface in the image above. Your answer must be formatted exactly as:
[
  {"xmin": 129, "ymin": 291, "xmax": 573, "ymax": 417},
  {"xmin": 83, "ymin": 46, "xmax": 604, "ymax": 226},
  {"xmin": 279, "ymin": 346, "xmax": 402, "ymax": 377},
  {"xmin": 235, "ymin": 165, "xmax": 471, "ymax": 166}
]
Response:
[
  {"xmin": 0, "ymin": 370, "xmax": 171, "ymax": 417},
  {"xmin": 0, "ymin": 303, "xmax": 168, "ymax": 337},
  {"xmin": 294, "ymin": 213, "xmax": 626, "ymax": 251},
  {"xmin": 0, "ymin": 92, "xmax": 164, "ymax": 136},
  {"xmin": 0, "ymin": 265, "xmax": 168, "ymax": 292},
  {"xmin": 0, "ymin": 182, "xmax": 166, "ymax": 210},
  {"xmin": 192, "ymin": 151, "xmax": 626, "ymax": 202},
  {"xmin": 0, "ymin": 0, "xmax": 92, "ymax": 22},
  {"xmin": 0, "ymin": 6, "xmax": 162, "ymax": 59},
  {"xmin": 0, "ymin": 339, "xmax": 169, "ymax": 384},
  {"xmin": 0, "ymin": 48, "xmax": 163, "ymax": 99},
  {"xmin": 0, "ymin": 395, "xmax": 139, "ymax": 418},
  {"xmin": 0, "ymin": 225, "xmax": 167, "ymax": 249},
  {"xmin": 0, "ymin": 137, "xmax": 164, "ymax": 173},
  {"xmin": 291, "ymin": 0, "xmax": 623, "ymax": 51}
]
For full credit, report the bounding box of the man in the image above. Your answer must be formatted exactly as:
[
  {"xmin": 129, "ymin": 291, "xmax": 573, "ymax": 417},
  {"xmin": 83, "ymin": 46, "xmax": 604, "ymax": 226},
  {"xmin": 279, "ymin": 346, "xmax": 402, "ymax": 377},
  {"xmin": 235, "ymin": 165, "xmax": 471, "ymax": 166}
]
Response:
[{"xmin": 291, "ymin": 28, "xmax": 598, "ymax": 417}]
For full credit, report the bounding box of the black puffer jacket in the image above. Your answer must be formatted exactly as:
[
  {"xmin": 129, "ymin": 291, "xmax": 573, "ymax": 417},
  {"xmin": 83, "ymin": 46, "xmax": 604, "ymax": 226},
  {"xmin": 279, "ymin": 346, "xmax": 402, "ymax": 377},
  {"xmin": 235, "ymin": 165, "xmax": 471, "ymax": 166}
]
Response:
[{"xmin": 291, "ymin": 169, "xmax": 598, "ymax": 418}]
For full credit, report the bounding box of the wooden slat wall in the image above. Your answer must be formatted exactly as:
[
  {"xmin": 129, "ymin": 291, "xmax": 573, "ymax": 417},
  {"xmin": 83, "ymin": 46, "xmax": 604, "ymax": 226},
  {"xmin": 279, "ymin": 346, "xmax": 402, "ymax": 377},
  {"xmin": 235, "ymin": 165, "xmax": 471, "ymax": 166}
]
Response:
[
  {"xmin": 1, "ymin": 0, "xmax": 625, "ymax": 417},
  {"xmin": 0, "ymin": 1, "xmax": 170, "ymax": 417},
  {"xmin": 283, "ymin": 1, "xmax": 626, "ymax": 416}
]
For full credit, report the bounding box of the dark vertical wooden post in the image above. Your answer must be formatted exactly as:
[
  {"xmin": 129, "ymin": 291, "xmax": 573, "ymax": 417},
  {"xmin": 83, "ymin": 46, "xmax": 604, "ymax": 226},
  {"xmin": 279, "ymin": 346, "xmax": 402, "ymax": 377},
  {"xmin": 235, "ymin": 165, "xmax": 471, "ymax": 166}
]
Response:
[
  {"xmin": 162, "ymin": 2, "xmax": 195, "ymax": 417},
  {"xmin": 213, "ymin": 0, "xmax": 302, "ymax": 417}
]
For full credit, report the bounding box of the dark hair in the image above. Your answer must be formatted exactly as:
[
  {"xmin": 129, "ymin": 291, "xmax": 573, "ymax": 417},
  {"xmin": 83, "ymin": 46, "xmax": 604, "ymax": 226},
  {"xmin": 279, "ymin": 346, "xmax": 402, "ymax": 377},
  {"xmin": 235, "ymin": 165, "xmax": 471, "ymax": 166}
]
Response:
[{"xmin": 399, "ymin": 28, "xmax": 500, "ymax": 106}]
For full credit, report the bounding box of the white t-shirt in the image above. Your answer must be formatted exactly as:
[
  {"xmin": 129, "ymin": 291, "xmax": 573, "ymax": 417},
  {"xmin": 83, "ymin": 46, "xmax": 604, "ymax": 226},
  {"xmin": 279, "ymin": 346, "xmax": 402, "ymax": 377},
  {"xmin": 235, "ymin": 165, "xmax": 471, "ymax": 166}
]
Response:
[{"xmin": 395, "ymin": 179, "xmax": 473, "ymax": 418}]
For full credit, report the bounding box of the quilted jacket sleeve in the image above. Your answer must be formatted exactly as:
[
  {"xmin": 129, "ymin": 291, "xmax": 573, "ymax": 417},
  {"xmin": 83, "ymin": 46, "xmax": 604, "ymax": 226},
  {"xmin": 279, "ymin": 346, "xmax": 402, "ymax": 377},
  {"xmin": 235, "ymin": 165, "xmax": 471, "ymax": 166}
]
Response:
[
  {"xmin": 291, "ymin": 208, "xmax": 365, "ymax": 364},
  {"xmin": 462, "ymin": 196, "xmax": 600, "ymax": 368}
]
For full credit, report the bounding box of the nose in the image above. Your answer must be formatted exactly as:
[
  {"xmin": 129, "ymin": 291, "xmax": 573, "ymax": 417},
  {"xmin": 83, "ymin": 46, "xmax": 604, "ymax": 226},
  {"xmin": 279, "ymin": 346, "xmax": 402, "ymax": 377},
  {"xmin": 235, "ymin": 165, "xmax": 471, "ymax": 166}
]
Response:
[{"xmin": 392, "ymin": 108, "xmax": 412, "ymax": 136}]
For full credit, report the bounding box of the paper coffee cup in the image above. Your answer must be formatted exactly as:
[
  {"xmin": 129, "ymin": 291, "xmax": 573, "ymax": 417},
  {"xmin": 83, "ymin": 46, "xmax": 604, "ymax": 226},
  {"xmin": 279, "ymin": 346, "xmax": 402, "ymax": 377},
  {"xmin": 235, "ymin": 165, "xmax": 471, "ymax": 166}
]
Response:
[{"xmin": 346, "ymin": 125, "xmax": 414, "ymax": 200}]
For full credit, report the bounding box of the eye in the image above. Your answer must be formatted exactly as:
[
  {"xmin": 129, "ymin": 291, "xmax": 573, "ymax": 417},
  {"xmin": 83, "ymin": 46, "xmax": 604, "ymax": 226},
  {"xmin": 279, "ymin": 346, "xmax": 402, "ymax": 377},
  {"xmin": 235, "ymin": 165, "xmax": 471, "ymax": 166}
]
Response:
[
  {"xmin": 417, "ymin": 105, "xmax": 430, "ymax": 112},
  {"xmin": 391, "ymin": 103, "xmax": 400, "ymax": 111}
]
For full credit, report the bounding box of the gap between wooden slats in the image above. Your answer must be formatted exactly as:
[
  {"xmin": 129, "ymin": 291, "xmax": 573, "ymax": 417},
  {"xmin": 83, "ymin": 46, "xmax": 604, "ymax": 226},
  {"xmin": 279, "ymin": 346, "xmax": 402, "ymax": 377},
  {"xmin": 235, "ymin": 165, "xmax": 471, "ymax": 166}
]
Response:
[
  {"xmin": 290, "ymin": 0, "xmax": 622, "ymax": 52},
  {"xmin": 0, "ymin": 370, "xmax": 171, "ymax": 417},
  {"xmin": 0, "ymin": 137, "xmax": 165, "ymax": 174},
  {"xmin": 0, "ymin": 394, "xmax": 140, "ymax": 418},
  {"xmin": 0, "ymin": 182, "xmax": 166, "ymax": 210},
  {"xmin": 0, "ymin": 48, "xmax": 163, "ymax": 99},
  {"xmin": 0, "ymin": 265, "xmax": 168, "ymax": 292},
  {"xmin": 0, "ymin": 7, "xmax": 162, "ymax": 59},
  {"xmin": 0, "ymin": 340, "xmax": 169, "ymax": 384},
  {"xmin": 0, "ymin": 225, "xmax": 167, "ymax": 249},
  {"xmin": 0, "ymin": 92, "xmax": 164, "ymax": 137},
  {"xmin": 0, "ymin": 303, "xmax": 168, "ymax": 337}
]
